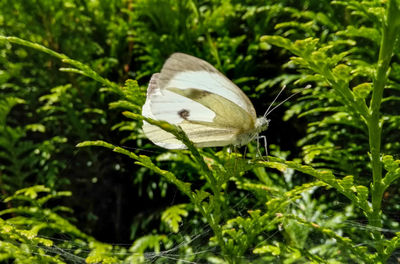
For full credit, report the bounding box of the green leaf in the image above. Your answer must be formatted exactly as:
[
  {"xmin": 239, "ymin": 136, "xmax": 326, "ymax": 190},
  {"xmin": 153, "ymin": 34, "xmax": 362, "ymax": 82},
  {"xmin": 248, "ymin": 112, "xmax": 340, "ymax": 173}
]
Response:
[
  {"xmin": 126, "ymin": 235, "xmax": 167, "ymax": 263},
  {"xmin": 382, "ymin": 155, "xmax": 400, "ymax": 187},
  {"xmin": 353, "ymin": 83, "xmax": 372, "ymax": 99},
  {"xmin": 161, "ymin": 204, "xmax": 188, "ymax": 233},
  {"xmin": 253, "ymin": 244, "xmax": 281, "ymax": 255}
]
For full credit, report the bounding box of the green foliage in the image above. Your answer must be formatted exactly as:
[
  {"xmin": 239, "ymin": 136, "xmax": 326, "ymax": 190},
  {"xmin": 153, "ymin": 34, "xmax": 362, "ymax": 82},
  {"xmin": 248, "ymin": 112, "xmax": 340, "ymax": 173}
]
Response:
[
  {"xmin": 259, "ymin": 0, "xmax": 400, "ymax": 262},
  {"xmin": 125, "ymin": 235, "xmax": 168, "ymax": 263},
  {"xmin": 0, "ymin": 185, "xmax": 178, "ymax": 264},
  {"xmin": 0, "ymin": 185, "xmax": 86, "ymax": 263},
  {"xmin": 161, "ymin": 204, "xmax": 188, "ymax": 233},
  {"xmin": 0, "ymin": 96, "xmax": 67, "ymax": 192},
  {"xmin": 2, "ymin": 0, "xmax": 400, "ymax": 263}
]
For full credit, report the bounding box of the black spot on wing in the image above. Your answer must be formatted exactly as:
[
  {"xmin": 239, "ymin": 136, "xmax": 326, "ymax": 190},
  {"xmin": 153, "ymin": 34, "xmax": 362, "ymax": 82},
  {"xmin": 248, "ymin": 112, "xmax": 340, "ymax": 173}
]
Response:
[{"xmin": 178, "ymin": 109, "xmax": 190, "ymax": 120}]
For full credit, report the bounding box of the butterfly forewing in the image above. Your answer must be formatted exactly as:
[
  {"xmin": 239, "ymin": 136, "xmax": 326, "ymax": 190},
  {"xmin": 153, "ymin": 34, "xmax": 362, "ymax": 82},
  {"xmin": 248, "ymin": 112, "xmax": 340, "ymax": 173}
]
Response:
[
  {"xmin": 159, "ymin": 53, "xmax": 257, "ymax": 118},
  {"xmin": 145, "ymin": 74, "xmax": 216, "ymax": 124}
]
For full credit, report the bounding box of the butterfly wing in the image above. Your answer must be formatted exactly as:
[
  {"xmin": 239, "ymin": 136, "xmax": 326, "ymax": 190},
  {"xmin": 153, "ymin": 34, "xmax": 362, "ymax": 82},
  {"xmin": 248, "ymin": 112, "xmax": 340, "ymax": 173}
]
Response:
[
  {"xmin": 141, "ymin": 53, "xmax": 258, "ymax": 149},
  {"xmin": 158, "ymin": 53, "xmax": 257, "ymax": 118},
  {"xmin": 142, "ymin": 120, "xmax": 242, "ymax": 149}
]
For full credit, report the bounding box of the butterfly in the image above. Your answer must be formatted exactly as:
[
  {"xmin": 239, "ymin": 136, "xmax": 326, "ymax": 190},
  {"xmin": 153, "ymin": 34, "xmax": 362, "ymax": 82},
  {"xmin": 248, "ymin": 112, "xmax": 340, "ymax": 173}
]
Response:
[{"xmin": 141, "ymin": 53, "xmax": 272, "ymax": 150}]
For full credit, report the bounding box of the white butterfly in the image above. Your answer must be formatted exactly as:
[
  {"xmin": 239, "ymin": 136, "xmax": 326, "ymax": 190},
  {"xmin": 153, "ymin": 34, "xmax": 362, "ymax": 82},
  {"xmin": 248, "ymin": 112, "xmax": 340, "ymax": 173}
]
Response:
[{"xmin": 141, "ymin": 53, "xmax": 270, "ymax": 149}]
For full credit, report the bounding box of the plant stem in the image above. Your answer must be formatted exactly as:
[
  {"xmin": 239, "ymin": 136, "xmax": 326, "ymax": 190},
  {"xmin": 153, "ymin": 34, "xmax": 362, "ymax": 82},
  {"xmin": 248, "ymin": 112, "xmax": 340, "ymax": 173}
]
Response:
[{"xmin": 368, "ymin": 0, "xmax": 400, "ymax": 253}]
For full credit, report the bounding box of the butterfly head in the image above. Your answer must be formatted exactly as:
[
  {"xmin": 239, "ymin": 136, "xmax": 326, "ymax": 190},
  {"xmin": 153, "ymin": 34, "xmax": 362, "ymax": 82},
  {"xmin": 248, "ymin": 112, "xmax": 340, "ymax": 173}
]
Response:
[{"xmin": 255, "ymin": 116, "xmax": 270, "ymax": 133}]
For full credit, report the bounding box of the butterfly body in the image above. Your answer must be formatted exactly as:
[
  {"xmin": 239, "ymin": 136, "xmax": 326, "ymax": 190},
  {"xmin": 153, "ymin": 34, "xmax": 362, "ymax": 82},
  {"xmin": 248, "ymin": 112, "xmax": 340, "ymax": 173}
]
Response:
[
  {"xmin": 142, "ymin": 53, "xmax": 269, "ymax": 149},
  {"xmin": 235, "ymin": 116, "xmax": 269, "ymax": 146}
]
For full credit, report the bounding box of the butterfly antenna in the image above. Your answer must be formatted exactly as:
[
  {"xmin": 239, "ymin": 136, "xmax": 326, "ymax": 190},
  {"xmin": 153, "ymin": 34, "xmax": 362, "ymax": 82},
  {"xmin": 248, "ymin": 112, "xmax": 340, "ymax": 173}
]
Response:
[
  {"xmin": 263, "ymin": 85, "xmax": 287, "ymax": 117},
  {"xmin": 264, "ymin": 85, "xmax": 311, "ymax": 117}
]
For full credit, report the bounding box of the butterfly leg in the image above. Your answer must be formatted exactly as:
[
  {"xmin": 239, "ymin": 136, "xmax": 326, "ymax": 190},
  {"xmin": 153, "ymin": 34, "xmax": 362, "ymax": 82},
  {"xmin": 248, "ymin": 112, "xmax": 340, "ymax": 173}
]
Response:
[
  {"xmin": 255, "ymin": 136, "xmax": 264, "ymax": 160},
  {"xmin": 256, "ymin": 135, "xmax": 269, "ymax": 161}
]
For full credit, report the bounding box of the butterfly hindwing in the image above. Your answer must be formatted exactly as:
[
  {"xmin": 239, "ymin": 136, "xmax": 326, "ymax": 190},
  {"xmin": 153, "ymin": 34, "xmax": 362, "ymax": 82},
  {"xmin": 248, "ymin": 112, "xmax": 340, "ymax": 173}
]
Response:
[
  {"xmin": 142, "ymin": 121, "xmax": 241, "ymax": 149},
  {"xmin": 142, "ymin": 78, "xmax": 251, "ymax": 148},
  {"xmin": 167, "ymin": 87, "xmax": 255, "ymax": 132}
]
